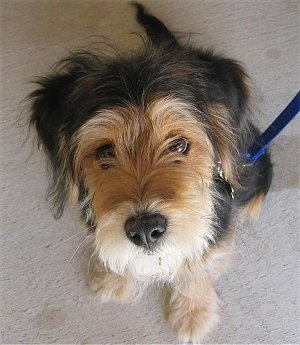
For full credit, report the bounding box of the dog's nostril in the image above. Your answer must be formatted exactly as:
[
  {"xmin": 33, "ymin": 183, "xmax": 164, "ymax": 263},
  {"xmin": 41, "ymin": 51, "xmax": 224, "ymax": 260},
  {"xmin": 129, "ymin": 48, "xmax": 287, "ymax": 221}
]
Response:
[
  {"xmin": 149, "ymin": 229, "xmax": 164, "ymax": 241},
  {"xmin": 129, "ymin": 232, "xmax": 140, "ymax": 240},
  {"xmin": 125, "ymin": 213, "xmax": 167, "ymax": 249}
]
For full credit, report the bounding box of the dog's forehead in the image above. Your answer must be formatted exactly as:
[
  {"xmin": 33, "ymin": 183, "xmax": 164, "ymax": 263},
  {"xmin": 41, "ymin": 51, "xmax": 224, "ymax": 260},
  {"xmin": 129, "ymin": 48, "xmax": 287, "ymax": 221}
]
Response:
[{"xmin": 75, "ymin": 97, "xmax": 202, "ymax": 145}]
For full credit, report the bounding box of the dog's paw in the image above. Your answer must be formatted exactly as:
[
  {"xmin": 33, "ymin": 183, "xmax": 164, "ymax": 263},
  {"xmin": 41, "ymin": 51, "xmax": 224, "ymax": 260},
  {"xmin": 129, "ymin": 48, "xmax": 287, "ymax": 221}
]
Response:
[
  {"xmin": 92, "ymin": 272, "xmax": 137, "ymax": 303},
  {"xmin": 88, "ymin": 258, "xmax": 138, "ymax": 303},
  {"xmin": 165, "ymin": 289, "xmax": 220, "ymax": 343}
]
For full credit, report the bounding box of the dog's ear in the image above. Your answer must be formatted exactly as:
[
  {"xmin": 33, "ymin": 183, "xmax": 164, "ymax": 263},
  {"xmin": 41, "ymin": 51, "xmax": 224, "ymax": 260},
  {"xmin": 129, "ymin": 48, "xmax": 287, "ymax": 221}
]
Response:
[
  {"xmin": 29, "ymin": 70, "xmax": 79, "ymax": 218},
  {"xmin": 200, "ymin": 54, "xmax": 251, "ymax": 184},
  {"xmin": 207, "ymin": 56, "xmax": 250, "ymax": 123},
  {"xmin": 30, "ymin": 73, "xmax": 76, "ymax": 153},
  {"xmin": 29, "ymin": 53, "xmax": 107, "ymax": 217},
  {"xmin": 133, "ymin": 2, "xmax": 179, "ymax": 48}
]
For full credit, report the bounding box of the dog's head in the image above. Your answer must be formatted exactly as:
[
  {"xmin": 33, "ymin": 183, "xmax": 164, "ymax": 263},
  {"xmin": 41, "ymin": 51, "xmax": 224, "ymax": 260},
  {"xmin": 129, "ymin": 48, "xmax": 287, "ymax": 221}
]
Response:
[{"xmin": 29, "ymin": 4, "xmax": 250, "ymax": 279}]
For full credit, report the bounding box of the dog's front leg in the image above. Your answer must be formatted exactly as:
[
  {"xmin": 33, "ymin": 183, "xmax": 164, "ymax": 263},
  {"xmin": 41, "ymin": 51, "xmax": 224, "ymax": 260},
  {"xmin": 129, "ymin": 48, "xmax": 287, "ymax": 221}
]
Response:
[
  {"xmin": 88, "ymin": 256, "xmax": 139, "ymax": 304},
  {"xmin": 165, "ymin": 273, "xmax": 220, "ymax": 343}
]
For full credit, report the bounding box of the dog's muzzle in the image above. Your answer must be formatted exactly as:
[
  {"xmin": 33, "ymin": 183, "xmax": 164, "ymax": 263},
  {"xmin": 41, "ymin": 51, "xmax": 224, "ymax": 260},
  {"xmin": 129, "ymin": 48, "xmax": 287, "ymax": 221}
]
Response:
[{"xmin": 125, "ymin": 213, "xmax": 167, "ymax": 250}]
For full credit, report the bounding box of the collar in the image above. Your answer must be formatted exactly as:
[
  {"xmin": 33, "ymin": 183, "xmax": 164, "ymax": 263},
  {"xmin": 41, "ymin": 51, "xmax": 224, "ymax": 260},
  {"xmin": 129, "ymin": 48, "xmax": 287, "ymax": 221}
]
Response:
[{"xmin": 215, "ymin": 161, "xmax": 235, "ymax": 199}]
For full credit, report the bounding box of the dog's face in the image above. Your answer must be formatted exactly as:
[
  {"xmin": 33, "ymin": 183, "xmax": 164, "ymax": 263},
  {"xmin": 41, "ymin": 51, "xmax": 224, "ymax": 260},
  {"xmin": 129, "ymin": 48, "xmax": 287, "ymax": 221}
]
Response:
[
  {"xmin": 74, "ymin": 97, "xmax": 215, "ymax": 278},
  {"xmin": 29, "ymin": 6, "xmax": 250, "ymax": 280}
]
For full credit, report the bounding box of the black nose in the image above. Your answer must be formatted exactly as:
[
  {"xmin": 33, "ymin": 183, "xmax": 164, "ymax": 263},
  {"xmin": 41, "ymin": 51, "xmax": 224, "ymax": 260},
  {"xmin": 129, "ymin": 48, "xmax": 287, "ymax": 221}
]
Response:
[{"xmin": 125, "ymin": 213, "xmax": 167, "ymax": 249}]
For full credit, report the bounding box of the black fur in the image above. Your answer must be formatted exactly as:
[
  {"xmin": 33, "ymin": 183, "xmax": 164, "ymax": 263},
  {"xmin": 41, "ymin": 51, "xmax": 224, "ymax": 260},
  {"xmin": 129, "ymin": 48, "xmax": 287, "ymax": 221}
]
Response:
[
  {"xmin": 133, "ymin": 2, "xmax": 178, "ymax": 48},
  {"xmin": 29, "ymin": 3, "xmax": 272, "ymax": 239}
]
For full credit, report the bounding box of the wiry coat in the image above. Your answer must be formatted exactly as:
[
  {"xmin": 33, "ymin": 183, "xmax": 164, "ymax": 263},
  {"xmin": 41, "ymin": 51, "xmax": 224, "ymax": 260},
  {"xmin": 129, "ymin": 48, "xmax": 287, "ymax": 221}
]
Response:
[{"xmin": 29, "ymin": 3, "xmax": 272, "ymax": 343}]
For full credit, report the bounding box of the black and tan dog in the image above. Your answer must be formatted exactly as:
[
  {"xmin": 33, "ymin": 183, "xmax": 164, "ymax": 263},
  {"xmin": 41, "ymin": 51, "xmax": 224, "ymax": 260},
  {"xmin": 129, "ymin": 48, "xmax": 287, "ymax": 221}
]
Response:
[{"xmin": 29, "ymin": 3, "xmax": 272, "ymax": 342}]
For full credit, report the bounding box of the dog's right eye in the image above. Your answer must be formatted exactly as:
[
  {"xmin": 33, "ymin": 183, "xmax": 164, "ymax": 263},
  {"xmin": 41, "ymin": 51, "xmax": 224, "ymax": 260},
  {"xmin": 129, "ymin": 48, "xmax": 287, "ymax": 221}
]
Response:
[
  {"xmin": 95, "ymin": 144, "xmax": 115, "ymax": 169},
  {"xmin": 168, "ymin": 137, "xmax": 189, "ymax": 155}
]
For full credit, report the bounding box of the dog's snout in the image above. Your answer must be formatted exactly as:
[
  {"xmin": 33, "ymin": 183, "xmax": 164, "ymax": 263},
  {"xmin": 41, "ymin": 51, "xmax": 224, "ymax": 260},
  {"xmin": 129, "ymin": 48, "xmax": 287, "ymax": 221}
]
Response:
[{"xmin": 125, "ymin": 213, "xmax": 167, "ymax": 249}]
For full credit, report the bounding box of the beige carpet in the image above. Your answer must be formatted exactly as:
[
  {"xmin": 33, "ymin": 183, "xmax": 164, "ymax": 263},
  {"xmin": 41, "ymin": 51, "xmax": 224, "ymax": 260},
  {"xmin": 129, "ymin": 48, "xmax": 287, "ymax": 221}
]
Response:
[{"xmin": 1, "ymin": 0, "xmax": 299, "ymax": 343}]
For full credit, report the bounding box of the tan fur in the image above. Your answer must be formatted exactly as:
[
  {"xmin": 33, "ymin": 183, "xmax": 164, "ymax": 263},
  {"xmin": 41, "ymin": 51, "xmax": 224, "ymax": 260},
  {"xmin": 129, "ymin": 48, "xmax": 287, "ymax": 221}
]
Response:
[
  {"xmin": 243, "ymin": 192, "xmax": 266, "ymax": 218},
  {"xmin": 68, "ymin": 183, "xmax": 79, "ymax": 207},
  {"xmin": 74, "ymin": 97, "xmax": 216, "ymax": 267},
  {"xmin": 205, "ymin": 103, "xmax": 239, "ymax": 185},
  {"xmin": 165, "ymin": 281, "xmax": 221, "ymax": 342},
  {"xmin": 88, "ymin": 254, "xmax": 139, "ymax": 303},
  {"xmin": 165, "ymin": 238, "xmax": 234, "ymax": 342}
]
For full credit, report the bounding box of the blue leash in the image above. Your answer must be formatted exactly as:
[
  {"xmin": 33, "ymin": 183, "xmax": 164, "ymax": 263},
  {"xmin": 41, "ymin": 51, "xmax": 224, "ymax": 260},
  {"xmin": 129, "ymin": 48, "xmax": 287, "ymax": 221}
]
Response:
[{"xmin": 245, "ymin": 91, "xmax": 300, "ymax": 163}]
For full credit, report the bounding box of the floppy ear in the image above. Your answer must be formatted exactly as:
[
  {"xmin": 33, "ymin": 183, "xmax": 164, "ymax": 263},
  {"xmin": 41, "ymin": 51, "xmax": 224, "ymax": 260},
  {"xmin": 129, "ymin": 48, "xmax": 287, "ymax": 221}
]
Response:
[
  {"xmin": 30, "ymin": 73, "xmax": 77, "ymax": 154},
  {"xmin": 208, "ymin": 56, "xmax": 250, "ymax": 122},
  {"xmin": 29, "ymin": 71, "xmax": 79, "ymax": 218},
  {"xmin": 200, "ymin": 54, "xmax": 251, "ymax": 184}
]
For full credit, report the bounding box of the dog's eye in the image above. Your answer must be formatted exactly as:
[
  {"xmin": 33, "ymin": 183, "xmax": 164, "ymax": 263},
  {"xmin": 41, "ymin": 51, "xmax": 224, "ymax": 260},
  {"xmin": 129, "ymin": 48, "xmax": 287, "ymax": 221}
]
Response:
[
  {"xmin": 96, "ymin": 144, "xmax": 115, "ymax": 158},
  {"xmin": 96, "ymin": 144, "xmax": 115, "ymax": 169},
  {"xmin": 168, "ymin": 137, "xmax": 189, "ymax": 154}
]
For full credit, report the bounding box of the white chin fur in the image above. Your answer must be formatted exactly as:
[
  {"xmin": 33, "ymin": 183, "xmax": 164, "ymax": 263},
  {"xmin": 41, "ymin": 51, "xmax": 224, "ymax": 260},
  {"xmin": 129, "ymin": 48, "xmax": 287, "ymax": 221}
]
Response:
[
  {"xmin": 95, "ymin": 228, "xmax": 185, "ymax": 281},
  {"xmin": 94, "ymin": 205, "xmax": 214, "ymax": 281}
]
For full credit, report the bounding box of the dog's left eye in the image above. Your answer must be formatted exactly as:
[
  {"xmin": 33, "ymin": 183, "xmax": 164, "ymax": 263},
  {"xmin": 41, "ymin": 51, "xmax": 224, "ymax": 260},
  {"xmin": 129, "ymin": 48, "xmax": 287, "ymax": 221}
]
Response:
[
  {"xmin": 168, "ymin": 137, "xmax": 189, "ymax": 154},
  {"xmin": 96, "ymin": 144, "xmax": 115, "ymax": 159},
  {"xmin": 95, "ymin": 144, "xmax": 115, "ymax": 170}
]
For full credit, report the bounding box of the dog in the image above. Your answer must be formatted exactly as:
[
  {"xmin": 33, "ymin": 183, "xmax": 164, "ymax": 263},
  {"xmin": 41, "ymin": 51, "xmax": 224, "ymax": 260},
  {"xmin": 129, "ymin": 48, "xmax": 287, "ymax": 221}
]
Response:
[{"xmin": 29, "ymin": 3, "xmax": 272, "ymax": 343}]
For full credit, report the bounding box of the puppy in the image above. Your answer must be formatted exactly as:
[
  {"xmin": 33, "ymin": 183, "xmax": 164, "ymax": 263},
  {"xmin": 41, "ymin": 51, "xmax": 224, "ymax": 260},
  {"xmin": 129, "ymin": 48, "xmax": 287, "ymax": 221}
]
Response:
[{"xmin": 29, "ymin": 3, "xmax": 272, "ymax": 343}]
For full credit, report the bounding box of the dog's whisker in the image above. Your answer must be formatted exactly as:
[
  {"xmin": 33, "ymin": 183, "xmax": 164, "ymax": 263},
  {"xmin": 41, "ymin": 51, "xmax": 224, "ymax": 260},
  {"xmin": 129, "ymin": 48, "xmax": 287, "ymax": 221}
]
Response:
[
  {"xmin": 63, "ymin": 229, "xmax": 87, "ymax": 242},
  {"xmin": 68, "ymin": 234, "xmax": 94, "ymax": 265},
  {"xmin": 87, "ymin": 248, "xmax": 97, "ymax": 277}
]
